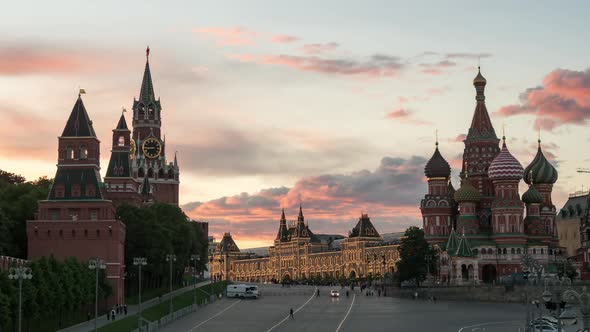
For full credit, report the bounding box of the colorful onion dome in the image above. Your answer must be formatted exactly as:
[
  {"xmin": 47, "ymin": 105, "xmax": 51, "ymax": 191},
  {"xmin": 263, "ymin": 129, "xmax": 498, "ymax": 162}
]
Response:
[
  {"xmin": 454, "ymin": 179, "xmax": 482, "ymax": 203},
  {"xmin": 473, "ymin": 66, "xmax": 487, "ymax": 86},
  {"xmin": 523, "ymin": 140, "xmax": 558, "ymax": 185},
  {"xmin": 522, "ymin": 184, "xmax": 543, "ymax": 204},
  {"xmin": 488, "ymin": 139, "xmax": 524, "ymax": 181},
  {"xmin": 424, "ymin": 142, "xmax": 451, "ymax": 178}
]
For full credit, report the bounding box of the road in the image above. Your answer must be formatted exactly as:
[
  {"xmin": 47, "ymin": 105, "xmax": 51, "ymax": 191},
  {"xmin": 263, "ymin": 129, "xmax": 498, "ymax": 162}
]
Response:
[{"xmin": 159, "ymin": 284, "xmax": 540, "ymax": 332}]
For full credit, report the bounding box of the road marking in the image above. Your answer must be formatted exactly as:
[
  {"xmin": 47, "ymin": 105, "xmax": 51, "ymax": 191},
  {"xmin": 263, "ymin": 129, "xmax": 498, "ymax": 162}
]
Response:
[
  {"xmin": 265, "ymin": 287, "xmax": 318, "ymax": 332},
  {"xmin": 187, "ymin": 299, "xmax": 241, "ymax": 331},
  {"xmin": 457, "ymin": 320, "xmax": 521, "ymax": 332},
  {"xmin": 335, "ymin": 293, "xmax": 356, "ymax": 332}
]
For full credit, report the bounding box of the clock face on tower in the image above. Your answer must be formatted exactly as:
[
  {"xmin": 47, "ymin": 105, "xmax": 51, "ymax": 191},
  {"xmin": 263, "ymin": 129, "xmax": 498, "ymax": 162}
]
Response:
[{"xmin": 142, "ymin": 137, "xmax": 162, "ymax": 158}]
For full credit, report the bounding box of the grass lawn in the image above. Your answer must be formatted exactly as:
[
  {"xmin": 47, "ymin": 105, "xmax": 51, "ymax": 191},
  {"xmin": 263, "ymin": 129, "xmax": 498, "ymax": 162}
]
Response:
[
  {"xmin": 125, "ymin": 279, "xmax": 205, "ymax": 305},
  {"xmin": 98, "ymin": 281, "xmax": 227, "ymax": 332}
]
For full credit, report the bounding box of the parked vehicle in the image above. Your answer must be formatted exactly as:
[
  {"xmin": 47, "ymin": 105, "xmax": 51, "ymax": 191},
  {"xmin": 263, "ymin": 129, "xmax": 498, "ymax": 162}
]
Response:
[
  {"xmin": 226, "ymin": 284, "xmax": 260, "ymax": 299},
  {"xmin": 330, "ymin": 289, "xmax": 340, "ymax": 297}
]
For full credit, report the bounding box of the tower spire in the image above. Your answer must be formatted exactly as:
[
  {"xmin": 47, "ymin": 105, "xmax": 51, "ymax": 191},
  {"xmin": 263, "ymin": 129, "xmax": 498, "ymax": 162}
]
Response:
[
  {"xmin": 467, "ymin": 66, "xmax": 497, "ymax": 141},
  {"xmin": 139, "ymin": 48, "xmax": 155, "ymax": 102}
]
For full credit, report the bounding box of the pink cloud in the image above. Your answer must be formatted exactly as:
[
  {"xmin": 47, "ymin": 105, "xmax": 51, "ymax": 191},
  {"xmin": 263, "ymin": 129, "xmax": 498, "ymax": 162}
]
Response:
[
  {"xmin": 420, "ymin": 60, "xmax": 456, "ymax": 76},
  {"xmin": 302, "ymin": 42, "xmax": 339, "ymax": 55},
  {"xmin": 496, "ymin": 68, "xmax": 590, "ymax": 131},
  {"xmin": 386, "ymin": 108, "xmax": 431, "ymax": 125},
  {"xmin": 193, "ymin": 27, "xmax": 257, "ymax": 46},
  {"xmin": 272, "ymin": 35, "xmax": 300, "ymax": 43},
  {"xmin": 387, "ymin": 109, "xmax": 410, "ymax": 119},
  {"xmin": 229, "ymin": 53, "xmax": 405, "ymax": 78},
  {"xmin": 183, "ymin": 156, "xmax": 427, "ymax": 247}
]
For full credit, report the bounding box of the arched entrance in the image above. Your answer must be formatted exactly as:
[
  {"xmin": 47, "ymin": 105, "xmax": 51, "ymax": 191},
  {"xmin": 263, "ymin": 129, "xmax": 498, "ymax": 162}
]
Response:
[
  {"xmin": 349, "ymin": 270, "xmax": 356, "ymax": 280},
  {"xmin": 482, "ymin": 265, "xmax": 497, "ymax": 284},
  {"xmin": 282, "ymin": 272, "xmax": 292, "ymax": 284}
]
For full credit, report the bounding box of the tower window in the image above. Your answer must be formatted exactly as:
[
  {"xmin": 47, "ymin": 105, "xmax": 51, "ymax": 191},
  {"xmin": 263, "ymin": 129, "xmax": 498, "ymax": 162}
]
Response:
[
  {"xmin": 90, "ymin": 209, "xmax": 98, "ymax": 221},
  {"xmin": 85, "ymin": 184, "xmax": 96, "ymax": 197},
  {"xmin": 118, "ymin": 136, "xmax": 125, "ymax": 146},
  {"xmin": 138, "ymin": 168, "xmax": 145, "ymax": 178},
  {"xmin": 71, "ymin": 184, "xmax": 81, "ymax": 197},
  {"xmin": 55, "ymin": 184, "xmax": 65, "ymax": 198},
  {"xmin": 66, "ymin": 146, "xmax": 74, "ymax": 159},
  {"xmin": 80, "ymin": 145, "xmax": 88, "ymax": 159},
  {"xmin": 147, "ymin": 168, "xmax": 154, "ymax": 178}
]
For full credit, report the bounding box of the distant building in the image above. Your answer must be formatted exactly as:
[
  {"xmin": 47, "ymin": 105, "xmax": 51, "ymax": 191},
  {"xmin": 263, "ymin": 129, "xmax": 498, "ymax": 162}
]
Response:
[
  {"xmin": 557, "ymin": 191, "xmax": 587, "ymax": 256},
  {"xmin": 210, "ymin": 207, "xmax": 400, "ymax": 282},
  {"xmin": 421, "ymin": 68, "xmax": 566, "ymax": 285}
]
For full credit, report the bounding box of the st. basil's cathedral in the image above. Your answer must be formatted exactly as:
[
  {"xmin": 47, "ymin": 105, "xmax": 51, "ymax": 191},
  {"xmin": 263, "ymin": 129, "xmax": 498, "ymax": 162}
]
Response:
[
  {"xmin": 421, "ymin": 68, "xmax": 563, "ymax": 284},
  {"xmin": 26, "ymin": 48, "xmax": 180, "ymax": 306}
]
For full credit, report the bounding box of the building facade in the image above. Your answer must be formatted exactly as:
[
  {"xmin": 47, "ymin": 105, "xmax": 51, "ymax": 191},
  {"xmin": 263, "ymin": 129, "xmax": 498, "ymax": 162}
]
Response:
[
  {"xmin": 557, "ymin": 191, "xmax": 587, "ymax": 257},
  {"xmin": 210, "ymin": 208, "xmax": 399, "ymax": 283},
  {"xmin": 421, "ymin": 68, "xmax": 565, "ymax": 285}
]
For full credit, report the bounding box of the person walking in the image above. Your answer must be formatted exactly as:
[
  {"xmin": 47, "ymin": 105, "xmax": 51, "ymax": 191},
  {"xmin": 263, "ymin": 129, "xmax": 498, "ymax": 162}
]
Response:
[
  {"xmin": 290, "ymin": 308, "xmax": 294, "ymax": 319},
  {"xmin": 124, "ymin": 304, "xmax": 128, "ymax": 315},
  {"xmin": 316, "ymin": 289, "xmax": 320, "ymax": 297},
  {"xmin": 111, "ymin": 309, "xmax": 116, "ymax": 321}
]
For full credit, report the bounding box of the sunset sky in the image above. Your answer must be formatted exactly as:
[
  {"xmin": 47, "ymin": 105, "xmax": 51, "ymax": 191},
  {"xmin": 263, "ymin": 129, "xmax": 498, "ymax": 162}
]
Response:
[{"xmin": 3, "ymin": 1, "xmax": 590, "ymax": 249}]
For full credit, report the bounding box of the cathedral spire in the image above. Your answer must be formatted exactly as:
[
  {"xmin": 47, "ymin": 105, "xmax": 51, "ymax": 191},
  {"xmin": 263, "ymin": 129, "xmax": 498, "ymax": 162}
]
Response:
[
  {"xmin": 467, "ymin": 66, "xmax": 497, "ymax": 141},
  {"xmin": 298, "ymin": 205, "xmax": 304, "ymax": 222},
  {"xmin": 139, "ymin": 46, "xmax": 155, "ymax": 102}
]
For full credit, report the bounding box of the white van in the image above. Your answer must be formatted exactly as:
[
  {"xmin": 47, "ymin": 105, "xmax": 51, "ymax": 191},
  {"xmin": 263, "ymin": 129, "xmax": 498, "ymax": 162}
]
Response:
[{"xmin": 226, "ymin": 284, "xmax": 260, "ymax": 299}]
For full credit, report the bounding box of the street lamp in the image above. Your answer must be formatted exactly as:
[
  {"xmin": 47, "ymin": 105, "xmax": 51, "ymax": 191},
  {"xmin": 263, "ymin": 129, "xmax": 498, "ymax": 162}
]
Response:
[
  {"xmin": 88, "ymin": 258, "xmax": 106, "ymax": 332},
  {"xmin": 562, "ymin": 286, "xmax": 590, "ymax": 330},
  {"xmin": 166, "ymin": 254, "xmax": 176, "ymax": 317},
  {"xmin": 133, "ymin": 257, "xmax": 147, "ymax": 330},
  {"xmin": 559, "ymin": 305, "xmax": 578, "ymax": 326},
  {"xmin": 190, "ymin": 255, "xmax": 200, "ymax": 305},
  {"xmin": 8, "ymin": 267, "xmax": 33, "ymax": 332}
]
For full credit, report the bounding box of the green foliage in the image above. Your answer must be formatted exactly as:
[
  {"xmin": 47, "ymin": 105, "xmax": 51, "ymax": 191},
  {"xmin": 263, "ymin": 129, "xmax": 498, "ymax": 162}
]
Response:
[
  {"xmin": 0, "ymin": 170, "xmax": 52, "ymax": 258},
  {"xmin": 395, "ymin": 226, "xmax": 437, "ymax": 286},
  {"xmin": 557, "ymin": 260, "xmax": 578, "ymax": 280},
  {"xmin": 0, "ymin": 256, "xmax": 110, "ymax": 332},
  {"xmin": 117, "ymin": 203, "xmax": 208, "ymax": 299}
]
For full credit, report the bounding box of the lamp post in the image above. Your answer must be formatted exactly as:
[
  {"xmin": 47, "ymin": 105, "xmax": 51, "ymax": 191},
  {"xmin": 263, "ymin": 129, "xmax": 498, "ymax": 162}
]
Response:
[
  {"xmin": 541, "ymin": 276, "xmax": 571, "ymax": 332},
  {"xmin": 8, "ymin": 267, "xmax": 33, "ymax": 332},
  {"xmin": 562, "ymin": 286, "xmax": 590, "ymax": 331},
  {"xmin": 88, "ymin": 258, "xmax": 106, "ymax": 332},
  {"xmin": 166, "ymin": 254, "xmax": 176, "ymax": 317},
  {"xmin": 133, "ymin": 257, "xmax": 147, "ymax": 330},
  {"xmin": 190, "ymin": 255, "xmax": 200, "ymax": 305}
]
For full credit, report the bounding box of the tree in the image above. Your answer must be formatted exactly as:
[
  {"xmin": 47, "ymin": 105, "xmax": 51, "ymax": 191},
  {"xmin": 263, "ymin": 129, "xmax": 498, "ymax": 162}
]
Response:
[
  {"xmin": 395, "ymin": 226, "xmax": 437, "ymax": 286},
  {"xmin": 558, "ymin": 260, "xmax": 578, "ymax": 280}
]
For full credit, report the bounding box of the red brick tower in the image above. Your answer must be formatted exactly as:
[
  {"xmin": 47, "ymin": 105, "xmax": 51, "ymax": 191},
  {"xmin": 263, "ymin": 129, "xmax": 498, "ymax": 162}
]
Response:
[
  {"xmin": 421, "ymin": 139, "xmax": 458, "ymax": 244},
  {"xmin": 461, "ymin": 68, "xmax": 500, "ymax": 233},
  {"xmin": 27, "ymin": 95, "xmax": 126, "ymax": 306},
  {"xmin": 130, "ymin": 47, "xmax": 179, "ymax": 205}
]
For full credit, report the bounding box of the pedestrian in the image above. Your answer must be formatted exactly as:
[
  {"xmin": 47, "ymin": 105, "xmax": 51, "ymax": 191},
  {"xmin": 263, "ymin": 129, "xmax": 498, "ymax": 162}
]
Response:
[
  {"xmin": 116, "ymin": 304, "xmax": 120, "ymax": 314},
  {"xmin": 106, "ymin": 311, "xmax": 110, "ymax": 321},
  {"xmin": 414, "ymin": 291, "xmax": 418, "ymax": 300},
  {"xmin": 124, "ymin": 304, "xmax": 128, "ymax": 315},
  {"xmin": 316, "ymin": 289, "xmax": 320, "ymax": 297},
  {"xmin": 87, "ymin": 312, "xmax": 91, "ymax": 322},
  {"xmin": 159, "ymin": 295, "xmax": 162, "ymax": 303},
  {"xmin": 111, "ymin": 309, "xmax": 116, "ymax": 321},
  {"xmin": 378, "ymin": 289, "xmax": 381, "ymax": 297},
  {"xmin": 290, "ymin": 308, "xmax": 294, "ymax": 319},
  {"xmin": 433, "ymin": 296, "xmax": 437, "ymax": 303}
]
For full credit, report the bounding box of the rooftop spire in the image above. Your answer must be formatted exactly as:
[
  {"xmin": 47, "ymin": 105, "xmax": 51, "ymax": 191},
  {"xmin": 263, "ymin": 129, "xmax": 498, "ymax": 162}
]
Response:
[
  {"xmin": 61, "ymin": 95, "xmax": 97, "ymax": 137},
  {"xmin": 139, "ymin": 47, "xmax": 155, "ymax": 102},
  {"xmin": 467, "ymin": 66, "xmax": 497, "ymax": 141},
  {"xmin": 298, "ymin": 204, "xmax": 304, "ymax": 222}
]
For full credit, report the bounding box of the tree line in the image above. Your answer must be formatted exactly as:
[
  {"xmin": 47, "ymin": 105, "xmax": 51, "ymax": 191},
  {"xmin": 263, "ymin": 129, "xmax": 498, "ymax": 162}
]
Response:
[{"xmin": 0, "ymin": 256, "xmax": 111, "ymax": 331}]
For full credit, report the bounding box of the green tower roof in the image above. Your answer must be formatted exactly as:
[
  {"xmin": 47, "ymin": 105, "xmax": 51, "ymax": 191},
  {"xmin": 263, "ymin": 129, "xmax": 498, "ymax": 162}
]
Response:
[
  {"xmin": 446, "ymin": 228, "xmax": 459, "ymax": 255},
  {"xmin": 455, "ymin": 233, "xmax": 474, "ymax": 257}
]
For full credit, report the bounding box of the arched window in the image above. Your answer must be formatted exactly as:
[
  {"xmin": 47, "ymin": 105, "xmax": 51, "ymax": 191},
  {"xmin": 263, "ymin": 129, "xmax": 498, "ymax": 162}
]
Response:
[
  {"xmin": 147, "ymin": 168, "xmax": 154, "ymax": 178},
  {"xmin": 138, "ymin": 168, "xmax": 145, "ymax": 178},
  {"xmin": 80, "ymin": 145, "xmax": 88, "ymax": 159},
  {"xmin": 158, "ymin": 169, "xmax": 164, "ymax": 179},
  {"xmin": 533, "ymin": 248, "xmax": 536, "ymax": 254},
  {"xmin": 66, "ymin": 146, "xmax": 74, "ymax": 159},
  {"xmin": 118, "ymin": 136, "xmax": 125, "ymax": 146},
  {"xmin": 511, "ymin": 248, "xmax": 515, "ymax": 255},
  {"xmin": 148, "ymin": 107, "xmax": 155, "ymax": 120},
  {"xmin": 517, "ymin": 248, "xmax": 521, "ymax": 254},
  {"xmin": 138, "ymin": 105, "xmax": 146, "ymax": 119},
  {"xmin": 503, "ymin": 248, "xmax": 507, "ymax": 255}
]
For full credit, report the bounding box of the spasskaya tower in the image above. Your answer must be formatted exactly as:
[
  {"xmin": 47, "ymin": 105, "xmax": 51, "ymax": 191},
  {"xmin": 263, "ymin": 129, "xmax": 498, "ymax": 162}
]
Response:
[{"xmin": 105, "ymin": 47, "xmax": 179, "ymax": 205}]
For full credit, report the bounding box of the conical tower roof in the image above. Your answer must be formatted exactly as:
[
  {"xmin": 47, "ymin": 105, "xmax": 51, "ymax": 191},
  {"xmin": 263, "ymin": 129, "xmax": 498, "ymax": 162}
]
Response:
[
  {"xmin": 466, "ymin": 67, "xmax": 497, "ymax": 141},
  {"xmin": 276, "ymin": 209, "xmax": 289, "ymax": 242},
  {"xmin": 424, "ymin": 142, "xmax": 451, "ymax": 178},
  {"xmin": 349, "ymin": 213, "xmax": 380, "ymax": 238},
  {"xmin": 455, "ymin": 232, "xmax": 474, "ymax": 257},
  {"xmin": 488, "ymin": 138, "xmax": 524, "ymax": 181},
  {"xmin": 139, "ymin": 47, "xmax": 155, "ymax": 102},
  {"xmin": 445, "ymin": 228, "xmax": 459, "ymax": 254},
  {"xmin": 115, "ymin": 113, "xmax": 129, "ymax": 131},
  {"xmin": 523, "ymin": 140, "xmax": 558, "ymax": 185},
  {"xmin": 218, "ymin": 232, "xmax": 240, "ymax": 252},
  {"xmin": 61, "ymin": 96, "xmax": 97, "ymax": 137}
]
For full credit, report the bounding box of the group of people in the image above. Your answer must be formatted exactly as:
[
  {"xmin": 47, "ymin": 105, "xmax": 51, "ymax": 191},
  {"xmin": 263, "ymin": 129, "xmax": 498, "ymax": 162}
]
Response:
[{"xmin": 106, "ymin": 303, "xmax": 128, "ymax": 321}]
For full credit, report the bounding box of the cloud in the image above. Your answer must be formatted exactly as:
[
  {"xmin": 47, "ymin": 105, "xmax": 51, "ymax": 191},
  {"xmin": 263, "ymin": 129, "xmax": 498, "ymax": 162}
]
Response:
[
  {"xmin": 386, "ymin": 108, "xmax": 431, "ymax": 125},
  {"xmin": 0, "ymin": 43, "xmax": 125, "ymax": 76},
  {"xmin": 452, "ymin": 134, "xmax": 467, "ymax": 142},
  {"xmin": 229, "ymin": 53, "xmax": 405, "ymax": 78},
  {"xmin": 175, "ymin": 126, "xmax": 372, "ymax": 176},
  {"xmin": 193, "ymin": 27, "xmax": 257, "ymax": 46},
  {"xmin": 445, "ymin": 52, "xmax": 492, "ymax": 59},
  {"xmin": 419, "ymin": 60, "xmax": 457, "ymax": 75},
  {"xmin": 496, "ymin": 68, "xmax": 590, "ymax": 130},
  {"xmin": 183, "ymin": 156, "xmax": 426, "ymax": 246},
  {"xmin": 301, "ymin": 42, "xmax": 339, "ymax": 55},
  {"xmin": 272, "ymin": 35, "xmax": 300, "ymax": 43}
]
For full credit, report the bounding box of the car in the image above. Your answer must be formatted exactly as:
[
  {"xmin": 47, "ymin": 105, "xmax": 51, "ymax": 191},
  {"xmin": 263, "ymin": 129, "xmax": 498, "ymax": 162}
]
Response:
[{"xmin": 330, "ymin": 290, "xmax": 340, "ymax": 297}]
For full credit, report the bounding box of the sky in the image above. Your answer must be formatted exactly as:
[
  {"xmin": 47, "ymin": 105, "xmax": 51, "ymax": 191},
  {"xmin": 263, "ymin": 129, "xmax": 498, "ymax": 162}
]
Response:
[{"xmin": 2, "ymin": 1, "xmax": 590, "ymax": 249}]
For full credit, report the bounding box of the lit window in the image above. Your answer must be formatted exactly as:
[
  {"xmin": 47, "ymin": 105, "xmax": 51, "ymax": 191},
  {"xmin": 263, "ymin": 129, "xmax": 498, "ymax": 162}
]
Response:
[
  {"xmin": 118, "ymin": 136, "xmax": 125, "ymax": 146},
  {"xmin": 80, "ymin": 145, "xmax": 88, "ymax": 159}
]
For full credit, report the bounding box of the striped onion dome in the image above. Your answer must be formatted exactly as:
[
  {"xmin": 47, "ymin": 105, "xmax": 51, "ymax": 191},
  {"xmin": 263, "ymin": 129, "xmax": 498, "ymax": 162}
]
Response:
[
  {"xmin": 523, "ymin": 140, "xmax": 558, "ymax": 185},
  {"xmin": 454, "ymin": 179, "xmax": 482, "ymax": 203},
  {"xmin": 488, "ymin": 139, "xmax": 524, "ymax": 181},
  {"xmin": 522, "ymin": 184, "xmax": 543, "ymax": 204}
]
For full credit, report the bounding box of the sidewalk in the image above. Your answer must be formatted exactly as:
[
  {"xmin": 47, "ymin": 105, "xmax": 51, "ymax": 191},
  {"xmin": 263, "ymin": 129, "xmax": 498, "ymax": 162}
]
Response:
[{"xmin": 59, "ymin": 280, "xmax": 216, "ymax": 332}]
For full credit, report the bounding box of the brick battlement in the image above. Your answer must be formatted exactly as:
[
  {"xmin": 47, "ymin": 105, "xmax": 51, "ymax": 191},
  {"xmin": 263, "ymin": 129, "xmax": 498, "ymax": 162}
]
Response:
[{"xmin": 0, "ymin": 256, "xmax": 28, "ymax": 271}]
